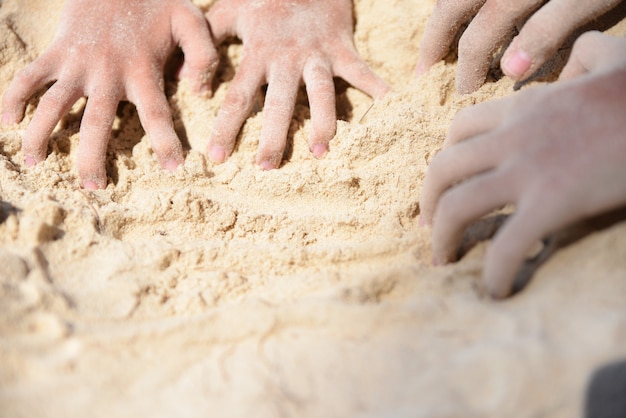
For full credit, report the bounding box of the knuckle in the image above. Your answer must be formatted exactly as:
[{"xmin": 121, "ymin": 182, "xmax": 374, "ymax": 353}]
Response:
[{"xmin": 222, "ymin": 89, "xmax": 251, "ymax": 114}]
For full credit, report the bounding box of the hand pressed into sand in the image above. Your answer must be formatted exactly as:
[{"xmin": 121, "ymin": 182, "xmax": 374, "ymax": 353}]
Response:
[
  {"xmin": 206, "ymin": 0, "xmax": 390, "ymax": 169},
  {"xmin": 1, "ymin": 0, "xmax": 218, "ymax": 190},
  {"xmin": 416, "ymin": 0, "xmax": 622, "ymax": 94},
  {"xmin": 419, "ymin": 32, "xmax": 626, "ymax": 298}
]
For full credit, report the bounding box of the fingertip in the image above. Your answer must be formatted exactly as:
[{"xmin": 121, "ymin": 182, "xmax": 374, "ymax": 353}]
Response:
[
  {"xmin": 2, "ymin": 112, "xmax": 12, "ymax": 127},
  {"xmin": 258, "ymin": 159, "xmax": 278, "ymax": 171},
  {"xmin": 208, "ymin": 144, "xmax": 227, "ymax": 163},
  {"xmin": 24, "ymin": 155, "xmax": 38, "ymax": 167},
  {"xmin": 455, "ymin": 75, "xmax": 482, "ymax": 95},
  {"xmin": 82, "ymin": 180, "xmax": 101, "ymax": 191},
  {"xmin": 311, "ymin": 143, "xmax": 328, "ymax": 159},
  {"xmin": 486, "ymin": 281, "xmax": 513, "ymax": 300},
  {"xmin": 2, "ymin": 107, "xmax": 24, "ymax": 127},
  {"xmin": 163, "ymin": 158, "xmax": 182, "ymax": 172},
  {"xmin": 415, "ymin": 60, "xmax": 427, "ymax": 77},
  {"xmin": 501, "ymin": 49, "xmax": 532, "ymax": 80}
]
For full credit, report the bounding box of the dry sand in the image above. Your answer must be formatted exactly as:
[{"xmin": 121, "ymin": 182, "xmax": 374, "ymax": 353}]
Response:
[{"xmin": 1, "ymin": 0, "xmax": 626, "ymax": 417}]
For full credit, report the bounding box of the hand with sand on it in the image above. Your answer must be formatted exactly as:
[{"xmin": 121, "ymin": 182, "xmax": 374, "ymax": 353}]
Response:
[
  {"xmin": 1, "ymin": 0, "xmax": 218, "ymax": 190},
  {"xmin": 206, "ymin": 0, "xmax": 390, "ymax": 170},
  {"xmin": 416, "ymin": 0, "xmax": 623, "ymax": 94},
  {"xmin": 419, "ymin": 31, "xmax": 626, "ymax": 298}
]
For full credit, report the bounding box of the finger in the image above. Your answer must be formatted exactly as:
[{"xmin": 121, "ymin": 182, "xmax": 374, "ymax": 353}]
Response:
[
  {"xmin": 208, "ymin": 56, "xmax": 265, "ymax": 163},
  {"xmin": 501, "ymin": 0, "xmax": 621, "ymax": 81},
  {"xmin": 256, "ymin": 65, "xmax": 300, "ymax": 170},
  {"xmin": 303, "ymin": 57, "xmax": 336, "ymax": 158},
  {"xmin": 173, "ymin": 2, "xmax": 219, "ymax": 95},
  {"xmin": 333, "ymin": 46, "xmax": 390, "ymax": 100},
  {"xmin": 76, "ymin": 89, "xmax": 119, "ymax": 189},
  {"xmin": 420, "ymin": 132, "xmax": 506, "ymax": 225},
  {"xmin": 22, "ymin": 81, "xmax": 83, "ymax": 165},
  {"xmin": 206, "ymin": 0, "xmax": 240, "ymax": 43},
  {"xmin": 431, "ymin": 167, "xmax": 515, "ymax": 265},
  {"xmin": 559, "ymin": 31, "xmax": 621, "ymax": 81},
  {"xmin": 129, "ymin": 76, "xmax": 183, "ymax": 171},
  {"xmin": 456, "ymin": 0, "xmax": 544, "ymax": 93},
  {"xmin": 483, "ymin": 202, "xmax": 553, "ymax": 298},
  {"xmin": 417, "ymin": 0, "xmax": 487, "ymax": 75},
  {"xmin": 2, "ymin": 53, "xmax": 57, "ymax": 126},
  {"xmin": 444, "ymin": 97, "xmax": 510, "ymax": 147}
]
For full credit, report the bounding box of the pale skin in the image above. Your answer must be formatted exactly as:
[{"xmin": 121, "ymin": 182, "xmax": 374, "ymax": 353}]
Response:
[
  {"xmin": 416, "ymin": 0, "xmax": 624, "ymax": 93},
  {"xmin": 205, "ymin": 0, "xmax": 391, "ymax": 169},
  {"xmin": 1, "ymin": 0, "xmax": 218, "ymax": 190},
  {"xmin": 420, "ymin": 31, "xmax": 626, "ymax": 298}
]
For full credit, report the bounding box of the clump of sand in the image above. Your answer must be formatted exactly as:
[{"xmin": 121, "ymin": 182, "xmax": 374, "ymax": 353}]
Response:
[{"xmin": 1, "ymin": 0, "xmax": 626, "ymax": 416}]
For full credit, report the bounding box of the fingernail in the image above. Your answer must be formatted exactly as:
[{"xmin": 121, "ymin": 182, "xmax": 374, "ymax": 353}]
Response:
[
  {"xmin": 24, "ymin": 155, "xmax": 37, "ymax": 167},
  {"xmin": 164, "ymin": 159, "xmax": 181, "ymax": 172},
  {"xmin": 2, "ymin": 112, "xmax": 13, "ymax": 127},
  {"xmin": 82, "ymin": 180, "xmax": 100, "ymax": 191},
  {"xmin": 418, "ymin": 215, "xmax": 425, "ymax": 227},
  {"xmin": 208, "ymin": 145, "xmax": 226, "ymax": 163},
  {"xmin": 311, "ymin": 144, "xmax": 328, "ymax": 159},
  {"xmin": 502, "ymin": 50, "xmax": 531, "ymax": 79},
  {"xmin": 259, "ymin": 159, "xmax": 276, "ymax": 171},
  {"xmin": 432, "ymin": 256, "xmax": 439, "ymax": 267},
  {"xmin": 415, "ymin": 60, "xmax": 426, "ymax": 77},
  {"xmin": 198, "ymin": 83, "xmax": 212, "ymax": 97}
]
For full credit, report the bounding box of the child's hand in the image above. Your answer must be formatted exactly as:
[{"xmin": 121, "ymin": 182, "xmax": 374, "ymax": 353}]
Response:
[
  {"xmin": 419, "ymin": 32, "xmax": 626, "ymax": 298},
  {"xmin": 2, "ymin": 0, "xmax": 218, "ymax": 189},
  {"xmin": 417, "ymin": 0, "xmax": 622, "ymax": 93},
  {"xmin": 206, "ymin": 0, "xmax": 390, "ymax": 169}
]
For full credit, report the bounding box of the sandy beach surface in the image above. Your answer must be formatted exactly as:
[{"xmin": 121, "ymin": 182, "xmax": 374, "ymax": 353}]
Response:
[{"xmin": 1, "ymin": 0, "xmax": 626, "ymax": 416}]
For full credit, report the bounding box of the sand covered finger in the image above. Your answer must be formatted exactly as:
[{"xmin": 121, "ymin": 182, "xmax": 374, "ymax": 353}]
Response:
[
  {"xmin": 417, "ymin": 0, "xmax": 487, "ymax": 74},
  {"xmin": 21, "ymin": 81, "xmax": 83, "ymax": 164},
  {"xmin": 334, "ymin": 47, "xmax": 390, "ymax": 100},
  {"xmin": 130, "ymin": 78, "xmax": 183, "ymax": 170},
  {"xmin": 420, "ymin": 133, "xmax": 509, "ymax": 225},
  {"xmin": 208, "ymin": 57, "xmax": 265, "ymax": 163},
  {"xmin": 303, "ymin": 57, "xmax": 336, "ymax": 158},
  {"xmin": 256, "ymin": 66, "xmax": 300, "ymax": 169},
  {"xmin": 172, "ymin": 1, "xmax": 219, "ymax": 94},
  {"xmin": 76, "ymin": 90, "xmax": 119, "ymax": 189},
  {"xmin": 2, "ymin": 53, "xmax": 58, "ymax": 125},
  {"xmin": 431, "ymin": 168, "xmax": 516, "ymax": 264}
]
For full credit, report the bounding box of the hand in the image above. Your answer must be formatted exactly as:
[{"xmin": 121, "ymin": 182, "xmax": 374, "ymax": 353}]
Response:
[
  {"xmin": 416, "ymin": 0, "xmax": 623, "ymax": 94},
  {"xmin": 419, "ymin": 32, "xmax": 626, "ymax": 298},
  {"xmin": 206, "ymin": 0, "xmax": 390, "ymax": 169},
  {"xmin": 1, "ymin": 0, "xmax": 218, "ymax": 189}
]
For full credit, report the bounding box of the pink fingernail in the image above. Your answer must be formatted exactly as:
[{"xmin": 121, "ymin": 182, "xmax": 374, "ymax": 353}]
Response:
[
  {"xmin": 432, "ymin": 256, "xmax": 439, "ymax": 266},
  {"xmin": 199, "ymin": 83, "xmax": 212, "ymax": 97},
  {"xmin": 259, "ymin": 160, "xmax": 276, "ymax": 171},
  {"xmin": 502, "ymin": 50, "xmax": 531, "ymax": 79},
  {"xmin": 311, "ymin": 144, "xmax": 328, "ymax": 159},
  {"xmin": 415, "ymin": 60, "xmax": 426, "ymax": 77},
  {"xmin": 164, "ymin": 159, "xmax": 181, "ymax": 172},
  {"xmin": 24, "ymin": 155, "xmax": 37, "ymax": 167},
  {"xmin": 82, "ymin": 180, "xmax": 100, "ymax": 191},
  {"xmin": 1, "ymin": 112, "xmax": 11, "ymax": 126},
  {"xmin": 418, "ymin": 215, "xmax": 425, "ymax": 227},
  {"xmin": 208, "ymin": 145, "xmax": 226, "ymax": 163}
]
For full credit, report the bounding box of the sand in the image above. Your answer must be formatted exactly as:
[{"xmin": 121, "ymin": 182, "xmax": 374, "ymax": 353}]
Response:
[{"xmin": 0, "ymin": 0, "xmax": 625, "ymax": 416}]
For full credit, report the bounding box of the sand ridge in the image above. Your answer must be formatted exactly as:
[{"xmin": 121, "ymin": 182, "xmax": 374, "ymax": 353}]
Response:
[{"xmin": 0, "ymin": 0, "xmax": 626, "ymax": 417}]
